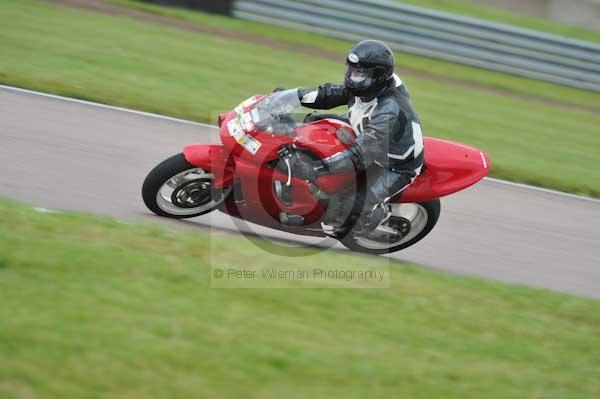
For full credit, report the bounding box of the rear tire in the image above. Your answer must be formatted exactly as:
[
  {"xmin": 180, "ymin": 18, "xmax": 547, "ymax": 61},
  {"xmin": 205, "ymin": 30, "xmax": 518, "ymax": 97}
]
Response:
[
  {"xmin": 142, "ymin": 153, "xmax": 230, "ymax": 219},
  {"xmin": 340, "ymin": 199, "xmax": 441, "ymax": 255}
]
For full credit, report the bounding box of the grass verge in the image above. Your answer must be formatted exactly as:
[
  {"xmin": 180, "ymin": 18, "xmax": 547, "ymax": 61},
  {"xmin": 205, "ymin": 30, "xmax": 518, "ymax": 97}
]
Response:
[
  {"xmin": 0, "ymin": 197, "xmax": 599, "ymax": 398},
  {"xmin": 1, "ymin": 0, "xmax": 599, "ymax": 197}
]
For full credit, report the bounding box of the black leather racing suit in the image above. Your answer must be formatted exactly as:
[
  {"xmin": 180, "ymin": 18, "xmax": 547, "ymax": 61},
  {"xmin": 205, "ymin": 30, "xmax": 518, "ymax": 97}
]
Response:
[{"xmin": 298, "ymin": 74, "xmax": 424, "ymax": 234}]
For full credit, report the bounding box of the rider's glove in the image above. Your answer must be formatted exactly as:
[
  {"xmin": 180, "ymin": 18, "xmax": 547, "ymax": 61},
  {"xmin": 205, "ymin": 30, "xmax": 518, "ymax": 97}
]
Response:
[{"xmin": 288, "ymin": 153, "xmax": 327, "ymax": 181}]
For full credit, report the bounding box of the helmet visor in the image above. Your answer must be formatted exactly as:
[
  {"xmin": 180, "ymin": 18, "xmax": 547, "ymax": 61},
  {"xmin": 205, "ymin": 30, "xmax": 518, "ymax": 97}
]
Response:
[
  {"xmin": 348, "ymin": 69, "xmax": 370, "ymax": 83},
  {"xmin": 345, "ymin": 65, "xmax": 378, "ymax": 88}
]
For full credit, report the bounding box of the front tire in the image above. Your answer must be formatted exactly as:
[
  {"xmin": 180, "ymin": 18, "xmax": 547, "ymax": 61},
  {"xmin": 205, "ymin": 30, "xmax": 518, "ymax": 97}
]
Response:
[
  {"xmin": 142, "ymin": 153, "xmax": 231, "ymax": 219},
  {"xmin": 341, "ymin": 199, "xmax": 441, "ymax": 255}
]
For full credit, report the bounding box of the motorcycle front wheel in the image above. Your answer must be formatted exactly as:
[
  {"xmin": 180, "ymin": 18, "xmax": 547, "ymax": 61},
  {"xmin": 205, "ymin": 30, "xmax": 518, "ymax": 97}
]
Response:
[
  {"xmin": 142, "ymin": 153, "xmax": 231, "ymax": 219},
  {"xmin": 340, "ymin": 199, "xmax": 440, "ymax": 255}
]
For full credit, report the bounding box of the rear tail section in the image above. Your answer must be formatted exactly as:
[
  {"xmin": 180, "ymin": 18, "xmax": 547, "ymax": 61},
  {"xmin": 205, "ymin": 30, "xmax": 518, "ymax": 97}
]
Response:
[{"xmin": 401, "ymin": 137, "xmax": 490, "ymax": 203}]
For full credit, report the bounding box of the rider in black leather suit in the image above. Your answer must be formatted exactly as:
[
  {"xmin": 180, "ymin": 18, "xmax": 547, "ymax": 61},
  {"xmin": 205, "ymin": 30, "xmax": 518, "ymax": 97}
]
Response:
[{"xmin": 289, "ymin": 40, "xmax": 424, "ymax": 236}]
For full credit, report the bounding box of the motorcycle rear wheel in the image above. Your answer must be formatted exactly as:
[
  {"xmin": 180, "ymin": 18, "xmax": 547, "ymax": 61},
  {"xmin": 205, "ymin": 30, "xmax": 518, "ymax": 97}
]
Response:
[
  {"xmin": 142, "ymin": 153, "xmax": 231, "ymax": 219},
  {"xmin": 340, "ymin": 199, "xmax": 440, "ymax": 255}
]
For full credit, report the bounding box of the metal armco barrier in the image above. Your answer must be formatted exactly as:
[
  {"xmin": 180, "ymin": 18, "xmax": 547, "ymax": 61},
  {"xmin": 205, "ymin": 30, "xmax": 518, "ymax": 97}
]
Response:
[{"xmin": 233, "ymin": 0, "xmax": 600, "ymax": 91}]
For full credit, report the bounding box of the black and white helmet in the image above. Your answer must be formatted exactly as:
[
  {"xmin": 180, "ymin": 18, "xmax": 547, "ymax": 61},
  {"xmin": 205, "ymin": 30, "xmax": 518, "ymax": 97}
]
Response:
[{"xmin": 344, "ymin": 40, "xmax": 395, "ymax": 99}]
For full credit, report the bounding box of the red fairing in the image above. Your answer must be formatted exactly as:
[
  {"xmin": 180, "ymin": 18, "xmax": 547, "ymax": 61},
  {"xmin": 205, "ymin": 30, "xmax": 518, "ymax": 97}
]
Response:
[
  {"xmin": 224, "ymin": 158, "xmax": 324, "ymax": 228},
  {"xmin": 183, "ymin": 144, "xmax": 234, "ymax": 189},
  {"xmin": 400, "ymin": 138, "xmax": 491, "ymax": 203},
  {"xmin": 217, "ymin": 112, "xmax": 228, "ymax": 127},
  {"xmin": 293, "ymin": 119, "xmax": 356, "ymax": 158}
]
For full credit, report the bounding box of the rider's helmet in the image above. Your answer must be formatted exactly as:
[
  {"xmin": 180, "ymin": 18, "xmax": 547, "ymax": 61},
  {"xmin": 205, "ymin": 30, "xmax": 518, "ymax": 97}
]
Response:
[{"xmin": 344, "ymin": 40, "xmax": 395, "ymax": 99}]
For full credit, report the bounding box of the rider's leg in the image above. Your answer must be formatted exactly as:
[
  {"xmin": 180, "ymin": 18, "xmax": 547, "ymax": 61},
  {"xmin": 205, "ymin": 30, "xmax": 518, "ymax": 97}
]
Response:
[
  {"xmin": 327, "ymin": 166, "xmax": 378, "ymax": 234},
  {"xmin": 321, "ymin": 184, "xmax": 357, "ymax": 227},
  {"xmin": 351, "ymin": 167, "xmax": 419, "ymax": 235},
  {"xmin": 322, "ymin": 165, "xmax": 418, "ymax": 235}
]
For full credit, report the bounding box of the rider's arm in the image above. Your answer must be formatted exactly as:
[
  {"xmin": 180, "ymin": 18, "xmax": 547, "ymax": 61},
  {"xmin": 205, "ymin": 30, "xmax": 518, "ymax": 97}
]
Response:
[
  {"xmin": 322, "ymin": 102, "xmax": 403, "ymax": 173},
  {"xmin": 298, "ymin": 83, "xmax": 350, "ymax": 110}
]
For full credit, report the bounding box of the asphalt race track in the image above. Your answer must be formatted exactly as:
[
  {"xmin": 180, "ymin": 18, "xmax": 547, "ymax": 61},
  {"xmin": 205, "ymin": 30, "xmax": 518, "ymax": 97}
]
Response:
[{"xmin": 1, "ymin": 86, "xmax": 599, "ymax": 298}]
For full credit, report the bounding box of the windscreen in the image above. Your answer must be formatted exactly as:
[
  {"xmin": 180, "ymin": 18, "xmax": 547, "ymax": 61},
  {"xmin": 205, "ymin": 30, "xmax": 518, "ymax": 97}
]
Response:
[{"xmin": 253, "ymin": 89, "xmax": 303, "ymax": 136}]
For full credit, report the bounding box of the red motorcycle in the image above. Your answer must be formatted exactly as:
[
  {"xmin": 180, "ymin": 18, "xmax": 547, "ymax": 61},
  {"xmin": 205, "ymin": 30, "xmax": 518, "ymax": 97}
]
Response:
[{"xmin": 142, "ymin": 90, "xmax": 490, "ymax": 254}]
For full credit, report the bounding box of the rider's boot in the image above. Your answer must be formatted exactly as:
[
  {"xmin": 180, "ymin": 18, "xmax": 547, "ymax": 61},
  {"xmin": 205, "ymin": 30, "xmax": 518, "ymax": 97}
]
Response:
[{"xmin": 350, "ymin": 203, "xmax": 389, "ymax": 237}]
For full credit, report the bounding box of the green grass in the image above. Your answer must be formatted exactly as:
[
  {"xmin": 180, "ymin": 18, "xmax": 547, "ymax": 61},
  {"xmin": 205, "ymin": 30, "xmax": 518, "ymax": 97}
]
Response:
[
  {"xmin": 109, "ymin": 0, "xmax": 600, "ymax": 109},
  {"xmin": 0, "ymin": 198, "xmax": 599, "ymax": 398},
  {"xmin": 1, "ymin": 0, "xmax": 600, "ymax": 197},
  {"xmin": 398, "ymin": 0, "xmax": 600, "ymax": 44}
]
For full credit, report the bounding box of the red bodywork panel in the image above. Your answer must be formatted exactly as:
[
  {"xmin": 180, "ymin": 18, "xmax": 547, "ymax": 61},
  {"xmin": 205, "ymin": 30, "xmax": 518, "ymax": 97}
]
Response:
[
  {"xmin": 294, "ymin": 119, "xmax": 356, "ymax": 158},
  {"xmin": 182, "ymin": 144, "xmax": 234, "ymax": 189},
  {"xmin": 401, "ymin": 137, "xmax": 490, "ymax": 203},
  {"xmin": 182, "ymin": 95, "xmax": 490, "ymax": 232}
]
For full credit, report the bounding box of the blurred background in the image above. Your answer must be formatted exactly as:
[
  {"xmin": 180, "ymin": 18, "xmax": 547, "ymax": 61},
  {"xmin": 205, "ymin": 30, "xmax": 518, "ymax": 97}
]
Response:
[
  {"xmin": 0, "ymin": 1, "xmax": 599, "ymax": 398},
  {"xmin": 146, "ymin": 0, "xmax": 600, "ymax": 29}
]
